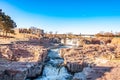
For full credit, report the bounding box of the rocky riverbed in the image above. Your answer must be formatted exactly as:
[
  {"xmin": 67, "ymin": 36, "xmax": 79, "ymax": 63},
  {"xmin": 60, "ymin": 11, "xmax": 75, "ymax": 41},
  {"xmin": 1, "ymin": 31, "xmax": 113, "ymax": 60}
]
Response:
[
  {"xmin": 0, "ymin": 41, "xmax": 48, "ymax": 80},
  {"xmin": 34, "ymin": 46, "xmax": 72, "ymax": 80},
  {"xmin": 59, "ymin": 44, "xmax": 120, "ymax": 80},
  {"xmin": 1, "ymin": 38, "xmax": 120, "ymax": 80}
]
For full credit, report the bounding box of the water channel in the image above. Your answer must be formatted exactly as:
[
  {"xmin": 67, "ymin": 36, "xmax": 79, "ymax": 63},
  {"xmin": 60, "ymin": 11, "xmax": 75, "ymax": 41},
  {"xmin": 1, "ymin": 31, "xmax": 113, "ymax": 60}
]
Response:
[{"xmin": 34, "ymin": 46, "xmax": 72, "ymax": 80}]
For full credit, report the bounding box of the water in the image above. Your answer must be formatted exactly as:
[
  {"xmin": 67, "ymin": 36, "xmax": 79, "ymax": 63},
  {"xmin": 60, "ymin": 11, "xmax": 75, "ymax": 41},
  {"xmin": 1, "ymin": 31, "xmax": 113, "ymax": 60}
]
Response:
[{"xmin": 34, "ymin": 46, "xmax": 72, "ymax": 80}]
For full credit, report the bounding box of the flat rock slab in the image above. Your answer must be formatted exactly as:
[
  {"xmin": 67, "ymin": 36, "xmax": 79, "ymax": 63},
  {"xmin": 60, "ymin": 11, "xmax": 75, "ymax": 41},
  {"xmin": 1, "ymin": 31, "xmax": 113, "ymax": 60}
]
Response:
[{"xmin": 0, "ymin": 41, "xmax": 48, "ymax": 80}]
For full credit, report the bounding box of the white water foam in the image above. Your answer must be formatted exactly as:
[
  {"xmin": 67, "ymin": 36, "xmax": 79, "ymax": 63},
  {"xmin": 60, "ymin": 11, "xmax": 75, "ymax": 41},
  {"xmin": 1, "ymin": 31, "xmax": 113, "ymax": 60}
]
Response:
[{"xmin": 35, "ymin": 47, "xmax": 72, "ymax": 80}]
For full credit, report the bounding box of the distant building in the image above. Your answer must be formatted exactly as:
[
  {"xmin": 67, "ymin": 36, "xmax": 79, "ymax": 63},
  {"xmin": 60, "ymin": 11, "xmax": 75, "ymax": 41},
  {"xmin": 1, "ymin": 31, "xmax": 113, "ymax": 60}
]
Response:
[
  {"xmin": 29, "ymin": 27, "xmax": 44, "ymax": 35},
  {"xmin": 13, "ymin": 27, "xmax": 44, "ymax": 39}
]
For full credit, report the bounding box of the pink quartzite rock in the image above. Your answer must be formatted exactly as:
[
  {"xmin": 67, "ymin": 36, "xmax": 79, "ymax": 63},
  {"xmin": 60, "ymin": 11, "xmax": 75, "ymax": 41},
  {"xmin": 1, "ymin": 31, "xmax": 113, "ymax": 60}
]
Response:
[
  {"xmin": 60, "ymin": 48, "xmax": 84, "ymax": 73},
  {"xmin": 0, "ymin": 41, "xmax": 48, "ymax": 80},
  {"xmin": 59, "ymin": 44, "xmax": 120, "ymax": 73}
]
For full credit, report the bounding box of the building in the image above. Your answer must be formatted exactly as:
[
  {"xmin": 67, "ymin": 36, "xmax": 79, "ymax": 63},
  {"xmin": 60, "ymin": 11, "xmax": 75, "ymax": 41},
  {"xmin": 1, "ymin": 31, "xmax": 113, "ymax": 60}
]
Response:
[{"xmin": 13, "ymin": 27, "xmax": 44, "ymax": 39}]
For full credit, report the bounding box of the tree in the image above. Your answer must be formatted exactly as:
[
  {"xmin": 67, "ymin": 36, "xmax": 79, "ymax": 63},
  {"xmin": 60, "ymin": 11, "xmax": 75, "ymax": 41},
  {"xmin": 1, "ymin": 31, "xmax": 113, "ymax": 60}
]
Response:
[
  {"xmin": 95, "ymin": 33, "xmax": 103, "ymax": 37},
  {"xmin": 0, "ymin": 9, "xmax": 17, "ymax": 37},
  {"xmin": 104, "ymin": 32, "xmax": 114, "ymax": 37}
]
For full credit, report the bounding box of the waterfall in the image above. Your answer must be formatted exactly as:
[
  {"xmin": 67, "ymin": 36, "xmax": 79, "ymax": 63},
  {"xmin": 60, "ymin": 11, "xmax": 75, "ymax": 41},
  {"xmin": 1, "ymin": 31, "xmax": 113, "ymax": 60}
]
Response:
[{"xmin": 34, "ymin": 46, "xmax": 72, "ymax": 80}]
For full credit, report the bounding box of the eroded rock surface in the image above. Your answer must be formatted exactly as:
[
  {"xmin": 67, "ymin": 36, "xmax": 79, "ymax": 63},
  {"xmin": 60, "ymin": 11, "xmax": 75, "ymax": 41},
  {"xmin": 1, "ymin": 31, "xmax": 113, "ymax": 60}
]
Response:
[
  {"xmin": 59, "ymin": 43, "xmax": 120, "ymax": 80},
  {"xmin": 59, "ymin": 48, "xmax": 84, "ymax": 73},
  {"xmin": 0, "ymin": 41, "xmax": 48, "ymax": 80},
  {"xmin": 59, "ymin": 44, "xmax": 120, "ymax": 73}
]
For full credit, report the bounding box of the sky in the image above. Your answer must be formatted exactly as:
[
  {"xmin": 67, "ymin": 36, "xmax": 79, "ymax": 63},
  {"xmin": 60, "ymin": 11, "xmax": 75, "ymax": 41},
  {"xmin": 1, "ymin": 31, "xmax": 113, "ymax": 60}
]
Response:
[{"xmin": 0, "ymin": 0, "xmax": 120, "ymax": 34}]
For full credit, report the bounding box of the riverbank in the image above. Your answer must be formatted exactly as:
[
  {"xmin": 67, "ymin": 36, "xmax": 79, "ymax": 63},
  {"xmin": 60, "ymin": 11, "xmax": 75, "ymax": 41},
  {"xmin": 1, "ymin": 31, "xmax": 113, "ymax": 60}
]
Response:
[
  {"xmin": 34, "ymin": 46, "xmax": 73, "ymax": 80},
  {"xmin": 0, "ymin": 38, "xmax": 60, "ymax": 80},
  {"xmin": 1, "ymin": 37, "xmax": 120, "ymax": 80},
  {"xmin": 59, "ymin": 44, "xmax": 120, "ymax": 80}
]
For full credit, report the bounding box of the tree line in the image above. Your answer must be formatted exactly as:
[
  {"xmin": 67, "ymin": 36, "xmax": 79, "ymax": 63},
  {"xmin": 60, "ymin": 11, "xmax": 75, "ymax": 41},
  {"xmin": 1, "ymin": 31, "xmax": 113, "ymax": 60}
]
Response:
[{"xmin": 95, "ymin": 32, "xmax": 120, "ymax": 37}]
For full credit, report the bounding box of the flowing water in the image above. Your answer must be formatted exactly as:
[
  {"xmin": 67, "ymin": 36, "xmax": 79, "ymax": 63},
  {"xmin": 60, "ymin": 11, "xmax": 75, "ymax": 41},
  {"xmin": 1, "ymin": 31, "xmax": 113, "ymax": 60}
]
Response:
[{"xmin": 34, "ymin": 46, "xmax": 72, "ymax": 80}]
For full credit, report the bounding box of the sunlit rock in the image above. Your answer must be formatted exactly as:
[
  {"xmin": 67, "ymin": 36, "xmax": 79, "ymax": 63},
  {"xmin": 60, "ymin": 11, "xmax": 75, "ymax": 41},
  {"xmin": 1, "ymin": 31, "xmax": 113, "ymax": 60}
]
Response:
[{"xmin": 0, "ymin": 42, "xmax": 48, "ymax": 80}]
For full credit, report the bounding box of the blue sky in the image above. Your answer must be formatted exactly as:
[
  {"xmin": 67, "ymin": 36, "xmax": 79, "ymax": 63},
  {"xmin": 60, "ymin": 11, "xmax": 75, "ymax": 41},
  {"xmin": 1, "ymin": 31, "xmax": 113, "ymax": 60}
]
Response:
[{"xmin": 0, "ymin": 0, "xmax": 120, "ymax": 34}]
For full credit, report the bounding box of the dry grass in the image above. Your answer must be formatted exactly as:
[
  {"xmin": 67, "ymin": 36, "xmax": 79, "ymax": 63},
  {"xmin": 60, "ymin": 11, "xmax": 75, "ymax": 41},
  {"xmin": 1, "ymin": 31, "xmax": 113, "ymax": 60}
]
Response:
[{"xmin": 111, "ymin": 38, "xmax": 120, "ymax": 45}]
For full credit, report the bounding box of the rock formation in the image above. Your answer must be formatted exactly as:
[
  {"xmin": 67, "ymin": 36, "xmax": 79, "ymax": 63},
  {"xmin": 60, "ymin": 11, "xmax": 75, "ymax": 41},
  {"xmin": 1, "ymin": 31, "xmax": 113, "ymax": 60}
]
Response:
[
  {"xmin": 59, "ymin": 48, "xmax": 84, "ymax": 73},
  {"xmin": 0, "ymin": 41, "xmax": 48, "ymax": 80},
  {"xmin": 59, "ymin": 44, "xmax": 120, "ymax": 73}
]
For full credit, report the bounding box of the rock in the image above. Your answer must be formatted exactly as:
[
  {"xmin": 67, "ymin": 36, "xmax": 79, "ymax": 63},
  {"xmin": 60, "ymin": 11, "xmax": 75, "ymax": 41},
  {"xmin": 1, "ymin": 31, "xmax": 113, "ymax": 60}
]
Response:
[
  {"xmin": 4, "ymin": 69, "xmax": 27, "ymax": 80},
  {"xmin": 111, "ymin": 38, "xmax": 120, "ymax": 45},
  {"xmin": 59, "ymin": 44, "xmax": 120, "ymax": 73},
  {"xmin": 72, "ymin": 72, "xmax": 86, "ymax": 80},
  {"xmin": 0, "ymin": 41, "xmax": 48, "ymax": 80},
  {"xmin": 60, "ymin": 48, "xmax": 84, "ymax": 73},
  {"xmin": 66, "ymin": 62, "xmax": 84, "ymax": 73}
]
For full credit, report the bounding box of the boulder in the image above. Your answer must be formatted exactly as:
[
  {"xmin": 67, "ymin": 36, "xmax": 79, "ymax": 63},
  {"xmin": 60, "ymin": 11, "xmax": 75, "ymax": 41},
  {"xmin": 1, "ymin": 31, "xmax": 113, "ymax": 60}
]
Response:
[
  {"xmin": 0, "ymin": 42, "xmax": 48, "ymax": 80},
  {"xmin": 60, "ymin": 48, "xmax": 84, "ymax": 73}
]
